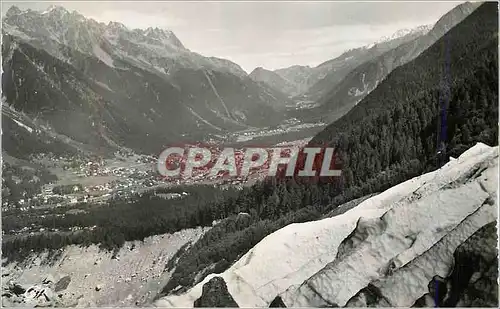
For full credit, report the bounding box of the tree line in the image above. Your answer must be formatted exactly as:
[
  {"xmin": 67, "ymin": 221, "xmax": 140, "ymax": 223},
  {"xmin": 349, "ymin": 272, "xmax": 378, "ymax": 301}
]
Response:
[{"xmin": 2, "ymin": 3, "xmax": 498, "ymax": 298}]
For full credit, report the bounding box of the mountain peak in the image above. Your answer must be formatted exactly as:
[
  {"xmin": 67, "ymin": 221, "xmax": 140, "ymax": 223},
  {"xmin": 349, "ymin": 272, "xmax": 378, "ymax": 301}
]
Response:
[
  {"xmin": 144, "ymin": 27, "xmax": 173, "ymax": 36},
  {"xmin": 372, "ymin": 24, "xmax": 432, "ymax": 46},
  {"xmin": 5, "ymin": 5, "xmax": 22, "ymax": 17},
  {"xmin": 250, "ymin": 66, "xmax": 267, "ymax": 73},
  {"xmin": 431, "ymin": 1, "xmax": 481, "ymax": 34},
  {"xmin": 42, "ymin": 5, "xmax": 69, "ymax": 15},
  {"xmin": 144, "ymin": 26, "xmax": 169, "ymax": 37},
  {"xmin": 142, "ymin": 27, "xmax": 185, "ymax": 49},
  {"xmin": 281, "ymin": 64, "xmax": 311, "ymax": 70},
  {"xmin": 107, "ymin": 21, "xmax": 128, "ymax": 31}
]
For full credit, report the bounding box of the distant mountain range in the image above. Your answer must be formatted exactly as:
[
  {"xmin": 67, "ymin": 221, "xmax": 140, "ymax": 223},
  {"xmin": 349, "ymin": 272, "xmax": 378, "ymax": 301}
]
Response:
[
  {"xmin": 1, "ymin": 2, "xmax": 497, "ymax": 307},
  {"xmin": 0, "ymin": 2, "xmax": 481, "ymax": 159},
  {"xmin": 250, "ymin": 2, "xmax": 479, "ymax": 124},
  {"xmin": 2, "ymin": 5, "xmax": 291, "ymax": 157},
  {"xmin": 313, "ymin": 1, "xmax": 481, "ymax": 123},
  {"xmin": 250, "ymin": 24, "xmax": 432, "ymax": 99}
]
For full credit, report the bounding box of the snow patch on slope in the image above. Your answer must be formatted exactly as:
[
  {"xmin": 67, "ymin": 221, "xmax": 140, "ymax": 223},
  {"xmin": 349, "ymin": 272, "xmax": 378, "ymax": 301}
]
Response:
[
  {"xmin": 92, "ymin": 44, "xmax": 115, "ymax": 68},
  {"xmin": 203, "ymin": 70, "xmax": 232, "ymax": 119},
  {"xmin": 2, "ymin": 24, "xmax": 33, "ymax": 42},
  {"xmin": 348, "ymin": 73, "xmax": 369, "ymax": 97},
  {"xmin": 187, "ymin": 107, "xmax": 223, "ymax": 132},
  {"xmin": 154, "ymin": 143, "xmax": 498, "ymax": 308},
  {"xmin": 377, "ymin": 25, "xmax": 433, "ymax": 43},
  {"xmin": 12, "ymin": 118, "xmax": 34, "ymax": 133}
]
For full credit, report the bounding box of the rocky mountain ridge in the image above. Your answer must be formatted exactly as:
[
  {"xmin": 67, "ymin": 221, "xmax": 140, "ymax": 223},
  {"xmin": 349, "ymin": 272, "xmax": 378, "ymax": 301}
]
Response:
[
  {"xmin": 3, "ymin": 5, "xmax": 245, "ymax": 77},
  {"xmin": 313, "ymin": 1, "xmax": 481, "ymax": 123},
  {"xmin": 250, "ymin": 24, "xmax": 432, "ymax": 99},
  {"xmin": 2, "ymin": 5, "xmax": 291, "ymax": 157}
]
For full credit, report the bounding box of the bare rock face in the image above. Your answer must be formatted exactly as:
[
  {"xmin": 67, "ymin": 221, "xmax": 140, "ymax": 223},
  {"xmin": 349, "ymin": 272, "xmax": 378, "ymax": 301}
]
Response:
[
  {"xmin": 193, "ymin": 277, "xmax": 238, "ymax": 307},
  {"xmin": 54, "ymin": 276, "xmax": 71, "ymax": 292},
  {"xmin": 413, "ymin": 222, "xmax": 498, "ymax": 307},
  {"xmin": 269, "ymin": 296, "xmax": 287, "ymax": 308},
  {"xmin": 2, "ymin": 274, "xmax": 75, "ymax": 307},
  {"xmin": 8, "ymin": 282, "xmax": 26, "ymax": 296},
  {"xmin": 42, "ymin": 274, "xmax": 55, "ymax": 285},
  {"xmin": 453, "ymin": 222, "xmax": 498, "ymax": 307},
  {"xmin": 25, "ymin": 285, "xmax": 55, "ymax": 305}
]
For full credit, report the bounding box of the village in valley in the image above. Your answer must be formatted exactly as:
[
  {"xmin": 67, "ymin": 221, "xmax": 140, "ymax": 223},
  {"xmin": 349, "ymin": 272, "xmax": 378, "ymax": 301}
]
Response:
[{"xmin": 1, "ymin": 147, "xmax": 261, "ymax": 213}]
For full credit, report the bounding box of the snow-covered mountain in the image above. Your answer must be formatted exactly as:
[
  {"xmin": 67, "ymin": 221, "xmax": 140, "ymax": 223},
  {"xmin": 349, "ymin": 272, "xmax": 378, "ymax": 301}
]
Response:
[
  {"xmin": 2, "ymin": 5, "xmax": 291, "ymax": 156},
  {"xmin": 371, "ymin": 24, "xmax": 432, "ymax": 47},
  {"xmin": 155, "ymin": 142, "xmax": 498, "ymax": 307},
  {"xmin": 253, "ymin": 24, "xmax": 432, "ymax": 100},
  {"xmin": 311, "ymin": 1, "xmax": 480, "ymax": 123}
]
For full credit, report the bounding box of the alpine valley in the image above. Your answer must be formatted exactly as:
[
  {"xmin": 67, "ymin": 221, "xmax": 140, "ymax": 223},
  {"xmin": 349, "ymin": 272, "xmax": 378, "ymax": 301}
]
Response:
[{"xmin": 1, "ymin": 2, "xmax": 498, "ymax": 308}]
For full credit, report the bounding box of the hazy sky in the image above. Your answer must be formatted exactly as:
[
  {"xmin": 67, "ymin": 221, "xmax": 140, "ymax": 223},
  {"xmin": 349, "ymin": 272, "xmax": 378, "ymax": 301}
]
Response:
[{"xmin": 2, "ymin": 1, "xmax": 463, "ymax": 72}]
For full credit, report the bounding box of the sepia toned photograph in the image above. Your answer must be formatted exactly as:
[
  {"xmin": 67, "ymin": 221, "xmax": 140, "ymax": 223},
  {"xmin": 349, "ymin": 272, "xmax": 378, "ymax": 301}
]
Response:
[{"xmin": 1, "ymin": 0, "xmax": 498, "ymax": 307}]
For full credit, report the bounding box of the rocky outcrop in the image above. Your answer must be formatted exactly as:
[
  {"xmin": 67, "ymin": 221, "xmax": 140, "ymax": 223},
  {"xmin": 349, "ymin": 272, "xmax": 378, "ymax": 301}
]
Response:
[
  {"xmin": 453, "ymin": 222, "xmax": 498, "ymax": 307},
  {"xmin": 2, "ymin": 276, "xmax": 60, "ymax": 307},
  {"xmin": 2, "ymin": 226, "xmax": 209, "ymax": 307},
  {"xmin": 193, "ymin": 277, "xmax": 239, "ymax": 307},
  {"xmin": 54, "ymin": 276, "xmax": 71, "ymax": 292},
  {"xmin": 269, "ymin": 296, "xmax": 287, "ymax": 308},
  {"xmin": 412, "ymin": 222, "xmax": 498, "ymax": 307}
]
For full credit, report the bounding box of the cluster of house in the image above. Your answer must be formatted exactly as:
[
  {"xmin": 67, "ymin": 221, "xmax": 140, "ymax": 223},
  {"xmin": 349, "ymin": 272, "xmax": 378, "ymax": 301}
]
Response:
[
  {"xmin": 3, "ymin": 164, "xmax": 164, "ymax": 210},
  {"xmin": 2, "ymin": 185, "xmax": 84, "ymax": 211},
  {"xmin": 4, "ymin": 150, "xmax": 264, "ymax": 213},
  {"xmin": 6, "ymin": 222, "xmax": 98, "ymax": 236}
]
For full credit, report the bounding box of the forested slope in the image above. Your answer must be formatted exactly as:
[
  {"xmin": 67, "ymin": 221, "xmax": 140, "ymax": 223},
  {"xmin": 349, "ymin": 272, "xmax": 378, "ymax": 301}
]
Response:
[
  {"xmin": 310, "ymin": 1, "xmax": 498, "ymax": 194},
  {"xmin": 3, "ymin": 3, "xmax": 497, "ymax": 301},
  {"xmin": 157, "ymin": 2, "xmax": 499, "ymax": 297}
]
